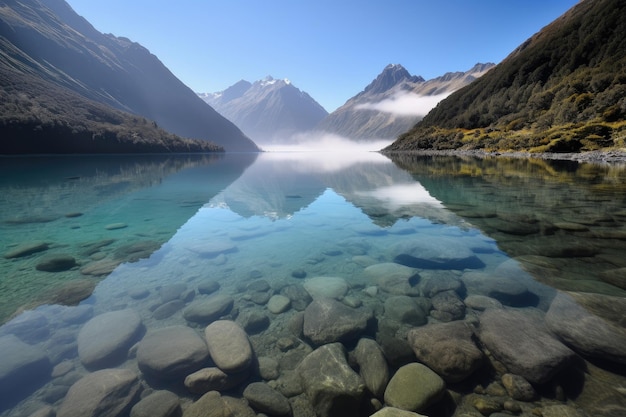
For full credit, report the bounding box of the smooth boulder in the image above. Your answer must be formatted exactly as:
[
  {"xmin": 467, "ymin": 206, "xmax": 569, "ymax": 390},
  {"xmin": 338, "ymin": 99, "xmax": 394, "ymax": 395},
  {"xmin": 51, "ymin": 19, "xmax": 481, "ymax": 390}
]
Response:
[
  {"xmin": 384, "ymin": 363, "xmax": 445, "ymax": 412},
  {"xmin": 137, "ymin": 326, "xmax": 209, "ymax": 380},
  {"xmin": 303, "ymin": 276, "xmax": 348, "ymax": 300},
  {"xmin": 57, "ymin": 369, "xmax": 141, "ymax": 417},
  {"xmin": 183, "ymin": 294, "xmax": 234, "ymax": 324},
  {"xmin": 204, "ymin": 320, "xmax": 253, "ymax": 373},
  {"xmin": 77, "ymin": 309, "xmax": 143, "ymax": 370},
  {"xmin": 184, "ymin": 367, "xmax": 249, "ymax": 394},
  {"xmin": 392, "ymin": 238, "xmax": 484, "ymax": 270},
  {"xmin": 130, "ymin": 390, "xmax": 181, "ymax": 417},
  {"xmin": 243, "ymin": 382, "xmax": 291, "ymax": 416}
]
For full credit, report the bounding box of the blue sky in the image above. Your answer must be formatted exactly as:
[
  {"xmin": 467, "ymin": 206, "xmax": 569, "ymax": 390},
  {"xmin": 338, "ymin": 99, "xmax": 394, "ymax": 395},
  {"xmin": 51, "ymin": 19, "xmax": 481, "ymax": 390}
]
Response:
[{"xmin": 66, "ymin": 0, "xmax": 579, "ymax": 113}]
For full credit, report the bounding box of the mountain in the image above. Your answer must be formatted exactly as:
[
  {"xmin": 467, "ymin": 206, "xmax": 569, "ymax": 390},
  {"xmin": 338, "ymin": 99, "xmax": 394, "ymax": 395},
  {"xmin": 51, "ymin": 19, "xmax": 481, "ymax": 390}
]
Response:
[
  {"xmin": 315, "ymin": 63, "xmax": 494, "ymax": 141},
  {"xmin": 0, "ymin": 0, "xmax": 258, "ymax": 152},
  {"xmin": 385, "ymin": 0, "xmax": 626, "ymax": 153},
  {"xmin": 199, "ymin": 76, "xmax": 328, "ymax": 145}
]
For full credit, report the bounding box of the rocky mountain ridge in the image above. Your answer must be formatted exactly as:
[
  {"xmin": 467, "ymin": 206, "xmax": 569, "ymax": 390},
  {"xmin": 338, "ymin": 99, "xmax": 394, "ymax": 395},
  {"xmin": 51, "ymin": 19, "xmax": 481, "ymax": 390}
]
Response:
[
  {"xmin": 199, "ymin": 77, "xmax": 328, "ymax": 146},
  {"xmin": 315, "ymin": 63, "xmax": 494, "ymax": 141}
]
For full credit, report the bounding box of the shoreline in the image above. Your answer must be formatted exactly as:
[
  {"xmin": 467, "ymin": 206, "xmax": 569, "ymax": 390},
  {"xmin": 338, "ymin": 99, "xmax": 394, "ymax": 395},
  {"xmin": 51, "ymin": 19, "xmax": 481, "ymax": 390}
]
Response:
[{"xmin": 380, "ymin": 148, "xmax": 626, "ymax": 164}]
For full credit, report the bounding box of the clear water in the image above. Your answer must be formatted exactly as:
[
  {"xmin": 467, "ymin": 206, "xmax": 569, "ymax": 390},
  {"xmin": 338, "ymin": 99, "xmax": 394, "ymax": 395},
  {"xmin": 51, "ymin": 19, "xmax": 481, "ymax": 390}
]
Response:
[{"xmin": 1, "ymin": 152, "xmax": 625, "ymax": 416}]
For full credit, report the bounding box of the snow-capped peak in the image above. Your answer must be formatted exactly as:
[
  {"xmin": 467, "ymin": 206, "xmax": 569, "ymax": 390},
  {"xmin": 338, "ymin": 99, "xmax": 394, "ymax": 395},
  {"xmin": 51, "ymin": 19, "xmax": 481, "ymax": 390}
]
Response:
[{"xmin": 259, "ymin": 76, "xmax": 291, "ymax": 87}]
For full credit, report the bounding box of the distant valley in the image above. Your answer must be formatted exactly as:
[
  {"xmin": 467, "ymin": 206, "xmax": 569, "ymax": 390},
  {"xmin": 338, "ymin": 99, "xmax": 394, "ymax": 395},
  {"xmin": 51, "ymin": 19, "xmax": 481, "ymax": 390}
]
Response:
[{"xmin": 200, "ymin": 63, "xmax": 494, "ymax": 146}]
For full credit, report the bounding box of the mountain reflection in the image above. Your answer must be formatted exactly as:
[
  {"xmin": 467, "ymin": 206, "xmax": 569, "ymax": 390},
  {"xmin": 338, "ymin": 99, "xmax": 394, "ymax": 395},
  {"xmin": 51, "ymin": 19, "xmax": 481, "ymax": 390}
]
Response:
[{"xmin": 209, "ymin": 152, "xmax": 459, "ymax": 227}]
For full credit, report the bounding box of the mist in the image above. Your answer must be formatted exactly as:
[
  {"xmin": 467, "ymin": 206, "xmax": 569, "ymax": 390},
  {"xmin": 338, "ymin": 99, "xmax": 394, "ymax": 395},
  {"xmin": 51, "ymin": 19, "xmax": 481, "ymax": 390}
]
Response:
[
  {"xmin": 261, "ymin": 132, "xmax": 394, "ymax": 153},
  {"xmin": 355, "ymin": 91, "xmax": 451, "ymax": 117}
]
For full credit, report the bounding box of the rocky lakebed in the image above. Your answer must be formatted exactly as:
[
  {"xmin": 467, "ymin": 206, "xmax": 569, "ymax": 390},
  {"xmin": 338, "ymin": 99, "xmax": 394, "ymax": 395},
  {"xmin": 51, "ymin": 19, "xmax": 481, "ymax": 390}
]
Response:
[{"xmin": 2, "ymin": 231, "xmax": 626, "ymax": 417}]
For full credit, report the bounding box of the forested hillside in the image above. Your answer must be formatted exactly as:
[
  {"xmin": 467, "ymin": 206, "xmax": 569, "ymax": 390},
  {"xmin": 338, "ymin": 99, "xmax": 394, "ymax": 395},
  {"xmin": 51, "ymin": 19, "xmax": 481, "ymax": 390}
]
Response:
[{"xmin": 385, "ymin": 0, "xmax": 626, "ymax": 153}]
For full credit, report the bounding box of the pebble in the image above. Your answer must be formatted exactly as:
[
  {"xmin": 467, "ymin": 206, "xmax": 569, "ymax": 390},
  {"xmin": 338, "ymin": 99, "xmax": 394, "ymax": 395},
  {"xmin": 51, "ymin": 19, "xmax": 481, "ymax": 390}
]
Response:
[{"xmin": 267, "ymin": 295, "xmax": 291, "ymax": 314}]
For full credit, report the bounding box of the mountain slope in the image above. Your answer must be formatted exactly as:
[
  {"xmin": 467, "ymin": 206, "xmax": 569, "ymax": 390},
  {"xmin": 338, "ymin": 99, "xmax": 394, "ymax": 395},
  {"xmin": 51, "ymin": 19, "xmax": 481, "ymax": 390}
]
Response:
[
  {"xmin": 0, "ymin": 0, "xmax": 258, "ymax": 152},
  {"xmin": 386, "ymin": 0, "xmax": 626, "ymax": 153},
  {"xmin": 199, "ymin": 77, "xmax": 328, "ymax": 145},
  {"xmin": 315, "ymin": 63, "xmax": 493, "ymax": 141},
  {"xmin": 0, "ymin": 66, "xmax": 223, "ymax": 154}
]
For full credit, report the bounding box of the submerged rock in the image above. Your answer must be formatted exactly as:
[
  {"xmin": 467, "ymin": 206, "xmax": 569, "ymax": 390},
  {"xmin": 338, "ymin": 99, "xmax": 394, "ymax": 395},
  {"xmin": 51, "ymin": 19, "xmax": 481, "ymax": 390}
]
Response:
[
  {"xmin": 57, "ymin": 369, "xmax": 140, "ymax": 417},
  {"xmin": 0, "ymin": 335, "xmax": 52, "ymax": 407},
  {"xmin": 184, "ymin": 240, "xmax": 237, "ymax": 258},
  {"xmin": 1, "ymin": 310, "xmax": 50, "ymax": 344},
  {"xmin": 545, "ymin": 292, "xmax": 626, "ymax": 365},
  {"xmin": 3, "ymin": 241, "xmax": 49, "ymax": 259},
  {"xmin": 430, "ymin": 290, "xmax": 465, "ymax": 322},
  {"xmin": 182, "ymin": 391, "xmax": 255, "ymax": 417},
  {"xmin": 80, "ymin": 258, "xmax": 121, "ymax": 276},
  {"xmin": 297, "ymin": 343, "xmax": 365, "ymax": 417},
  {"xmin": 35, "ymin": 254, "xmax": 76, "ymax": 272},
  {"xmin": 303, "ymin": 276, "xmax": 348, "ymax": 300},
  {"xmin": 364, "ymin": 263, "xmax": 420, "ymax": 296},
  {"xmin": 280, "ymin": 284, "xmax": 312, "ymax": 311},
  {"xmin": 130, "ymin": 390, "xmax": 181, "ymax": 417},
  {"xmin": 137, "ymin": 326, "xmax": 209, "ymax": 380},
  {"xmin": 477, "ymin": 309, "xmax": 577, "ymax": 384},
  {"xmin": 384, "ymin": 363, "xmax": 446, "ymax": 412},
  {"xmin": 185, "ymin": 367, "xmax": 249, "ymax": 394},
  {"xmin": 183, "ymin": 294, "xmax": 234, "ymax": 324},
  {"xmin": 204, "ymin": 320, "xmax": 253, "ymax": 373},
  {"xmin": 303, "ymin": 298, "xmax": 372, "ymax": 345},
  {"xmin": 370, "ymin": 408, "xmax": 428, "ymax": 417},
  {"xmin": 407, "ymin": 321, "xmax": 483, "ymax": 383},
  {"xmin": 77, "ymin": 309, "xmax": 143, "ymax": 370},
  {"xmin": 267, "ymin": 294, "xmax": 291, "ymax": 314},
  {"xmin": 354, "ymin": 338, "xmax": 389, "ymax": 398},
  {"xmin": 384, "ymin": 296, "xmax": 428, "ymax": 326},
  {"xmin": 392, "ymin": 238, "xmax": 484, "ymax": 270},
  {"xmin": 243, "ymin": 382, "xmax": 291, "ymax": 416}
]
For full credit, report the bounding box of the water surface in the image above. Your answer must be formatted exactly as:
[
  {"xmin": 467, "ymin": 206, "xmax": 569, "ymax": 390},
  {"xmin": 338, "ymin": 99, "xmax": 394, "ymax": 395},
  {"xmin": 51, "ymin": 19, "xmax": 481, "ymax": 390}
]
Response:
[{"xmin": 1, "ymin": 152, "xmax": 625, "ymax": 417}]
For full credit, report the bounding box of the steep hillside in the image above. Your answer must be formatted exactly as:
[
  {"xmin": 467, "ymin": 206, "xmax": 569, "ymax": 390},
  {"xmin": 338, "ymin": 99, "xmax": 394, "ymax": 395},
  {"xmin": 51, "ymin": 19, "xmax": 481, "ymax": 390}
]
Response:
[
  {"xmin": 199, "ymin": 77, "xmax": 328, "ymax": 145},
  {"xmin": 0, "ymin": 0, "xmax": 258, "ymax": 151},
  {"xmin": 0, "ymin": 65, "xmax": 222, "ymax": 153},
  {"xmin": 316, "ymin": 63, "xmax": 493, "ymax": 141},
  {"xmin": 386, "ymin": 0, "xmax": 626, "ymax": 153}
]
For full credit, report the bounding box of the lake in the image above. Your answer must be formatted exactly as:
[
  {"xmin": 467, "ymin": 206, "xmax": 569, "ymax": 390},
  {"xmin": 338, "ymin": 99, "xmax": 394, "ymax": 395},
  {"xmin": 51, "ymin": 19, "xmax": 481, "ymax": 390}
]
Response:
[{"xmin": 1, "ymin": 152, "xmax": 625, "ymax": 417}]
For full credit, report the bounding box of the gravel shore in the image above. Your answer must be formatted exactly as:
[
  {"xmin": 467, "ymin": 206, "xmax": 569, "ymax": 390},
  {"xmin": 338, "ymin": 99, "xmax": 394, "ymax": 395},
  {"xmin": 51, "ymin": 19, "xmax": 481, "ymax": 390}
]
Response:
[{"xmin": 381, "ymin": 149, "xmax": 626, "ymax": 164}]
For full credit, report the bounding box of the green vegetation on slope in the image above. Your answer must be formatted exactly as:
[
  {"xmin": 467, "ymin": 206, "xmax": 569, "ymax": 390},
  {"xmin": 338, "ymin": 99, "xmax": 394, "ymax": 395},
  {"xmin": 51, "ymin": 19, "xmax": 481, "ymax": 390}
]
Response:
[
  {"xmin": 386, "ymin": 0, "xmax": 626, "ymax": 153},
  {"xmin": 0, "ymin": 69, "xmax": 223, "ymax": 154}
]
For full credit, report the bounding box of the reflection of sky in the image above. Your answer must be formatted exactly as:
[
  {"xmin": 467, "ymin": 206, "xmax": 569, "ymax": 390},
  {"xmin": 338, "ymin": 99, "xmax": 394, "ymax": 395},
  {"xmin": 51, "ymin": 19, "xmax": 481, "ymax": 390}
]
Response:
[{"xmin": 356, "ymin": 183, "xmax": 444, "ymax": 210}]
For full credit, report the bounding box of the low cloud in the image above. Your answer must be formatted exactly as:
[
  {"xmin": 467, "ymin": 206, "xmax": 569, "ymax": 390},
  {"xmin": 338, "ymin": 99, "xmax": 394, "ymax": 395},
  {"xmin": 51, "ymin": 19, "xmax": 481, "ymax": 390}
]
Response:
[
  {"xmin": 355, "ymin": 91, "xmax": 451, "ymax": 117},
  {"xmin": 261, "ymin": 131, "xmax": 393, "ymax": 153}
]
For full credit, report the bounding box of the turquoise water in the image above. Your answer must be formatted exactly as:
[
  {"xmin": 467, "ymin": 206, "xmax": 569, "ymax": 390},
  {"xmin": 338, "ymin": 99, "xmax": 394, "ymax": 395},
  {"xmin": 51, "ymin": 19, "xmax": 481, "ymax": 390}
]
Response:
[{"xmin": 1, "ymin": 152, "xmax": 625, "ymax": 416}]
